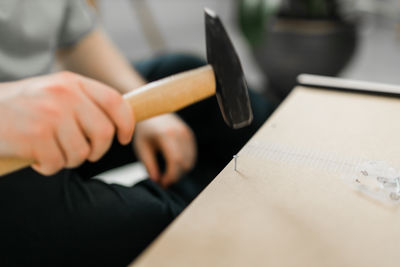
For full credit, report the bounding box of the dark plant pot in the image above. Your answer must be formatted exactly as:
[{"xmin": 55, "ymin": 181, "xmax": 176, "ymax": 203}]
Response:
[{"xmin": 253, "ymin": 18, "xmax": 358, "ymax": 99}]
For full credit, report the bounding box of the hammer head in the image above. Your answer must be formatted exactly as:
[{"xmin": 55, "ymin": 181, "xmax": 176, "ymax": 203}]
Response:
[{"xmin": 205, "ymin": 8, "xmax": 253, "ymax": 129}]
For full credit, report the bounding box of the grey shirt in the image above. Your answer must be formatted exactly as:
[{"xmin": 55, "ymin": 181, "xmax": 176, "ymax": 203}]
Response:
[{"xmin": 0, "ymin": 0, "xmax": 95, "ymax": 82}]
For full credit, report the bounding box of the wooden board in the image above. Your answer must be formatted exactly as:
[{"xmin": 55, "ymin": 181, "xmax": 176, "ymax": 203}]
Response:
[{"xmin": 130, "ymin": 85, "xmax": 400, "ymax": 267}]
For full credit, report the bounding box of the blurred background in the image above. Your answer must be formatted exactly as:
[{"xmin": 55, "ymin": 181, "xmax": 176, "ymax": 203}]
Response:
[
  {"xmin": 94, "ymin": 0, "xmax": 400, "ymax": 103},
  {"xmin": 92, "ymin": 0, "xmax": 400, "ymax": 183}
]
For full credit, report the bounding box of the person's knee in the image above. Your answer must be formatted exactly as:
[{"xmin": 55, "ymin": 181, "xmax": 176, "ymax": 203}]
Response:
[
  {"xmin": 248, "ymin": 90, "xmax": 276, "ymax": 130},
  {"xmin": 134, "ymin": 53, "xmax": 207, "ymax": 82},
  {"xmin": 160, "ymin": 53, "xmax": 207, "ymax": 71},
  {"xmin": 113, "ymin": 180, "xmax": 186, "ymax": 256}
]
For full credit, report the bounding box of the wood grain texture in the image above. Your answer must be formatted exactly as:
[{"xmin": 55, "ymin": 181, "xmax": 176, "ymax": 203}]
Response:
[
  {"xmin": 124, "ymin": 65, "xmax": 215, "ymax": 122},
  {"xmin": 130, "ymin": 85, "xmax": 400, "ymax": 267},
  {"xmin": 0, "ymin": 65, "xmax": 216, "ymax": 176}
]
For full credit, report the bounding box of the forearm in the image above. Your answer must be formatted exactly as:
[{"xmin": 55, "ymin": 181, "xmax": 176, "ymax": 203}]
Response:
[
  {"xmin": 57, "ymin": 29, "xmax": 146, "ymax": 94},
  {"xmin": 0, "ymin": 81, "xmax": 17, "ymax": 92}
]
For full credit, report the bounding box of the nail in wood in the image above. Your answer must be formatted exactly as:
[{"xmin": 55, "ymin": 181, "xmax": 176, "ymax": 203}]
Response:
[{"xmin": 233, "ymin": 155, "xmax": 239, "ymax": 171}]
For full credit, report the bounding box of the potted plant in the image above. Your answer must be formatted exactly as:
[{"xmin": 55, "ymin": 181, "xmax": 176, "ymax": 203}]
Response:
[{"xmin": 238, "ymin": 0, "xmax": 358, "ymax": 100}]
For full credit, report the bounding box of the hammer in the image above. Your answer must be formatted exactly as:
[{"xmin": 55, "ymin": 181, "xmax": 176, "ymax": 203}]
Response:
[{"xmin": 0, "ymin": 8, "xmax": 253, "ymax": 176}]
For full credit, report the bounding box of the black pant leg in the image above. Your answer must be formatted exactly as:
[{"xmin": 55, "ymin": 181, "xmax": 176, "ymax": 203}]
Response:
[{"xmin": 0, "ymin": 168, "xmax": 185, "ymax": 267}]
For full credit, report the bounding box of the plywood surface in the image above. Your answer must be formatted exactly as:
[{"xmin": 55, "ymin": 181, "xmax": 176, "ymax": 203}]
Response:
[{"xmin": 130, "ymin": 86, "xmax": 400, "ymax": 267}]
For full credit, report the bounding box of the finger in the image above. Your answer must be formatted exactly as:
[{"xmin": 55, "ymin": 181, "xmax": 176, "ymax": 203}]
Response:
[
  {"xmin": 31, "ymin": 133, "xmax": 66, "ymax": 175},
  {"xmin": 74, "ymin": 98, "xmax": 115, "ymax": 162},
  {"xmin": 78, "ymin": 77, "xmax": 134, "ymax": 145},
  {"xmin": 56, "ymin": 117, "xmax": 91, "ymax": 168},
  {"xmin": 180, "ymin": 130, "xmax": 197, "ymax": 171},
  {"xmin": 161, "ymin": 164, "xmax": 182, "ymax": 187},
  {"xmin": 158, "ymin": 137, "xmax": 182, "ymax": 187},
  {"xmin": 134, "ymin": 140, "xmax": 160, "ymax": 182}
]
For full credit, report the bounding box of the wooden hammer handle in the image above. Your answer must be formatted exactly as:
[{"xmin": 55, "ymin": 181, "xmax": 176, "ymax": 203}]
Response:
[
  {"xmin": 125, "ymin": 65, "xmax": 216, "ymax": 121},
  {"xmin": 0, "ymin": 65, "xmax": 216, "ymax": 176}
]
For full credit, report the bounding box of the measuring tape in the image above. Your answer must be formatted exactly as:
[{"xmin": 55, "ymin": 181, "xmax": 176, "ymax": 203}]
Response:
[{"xmin": 240, "ymin": 141, "xmax": 400, "ymax": 204}]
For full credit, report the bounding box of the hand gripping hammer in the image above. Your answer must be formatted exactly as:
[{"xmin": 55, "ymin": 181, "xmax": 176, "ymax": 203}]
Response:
[{"xmin": 0, "ymin": 8, "xmax": 253, "ymax": 176}]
